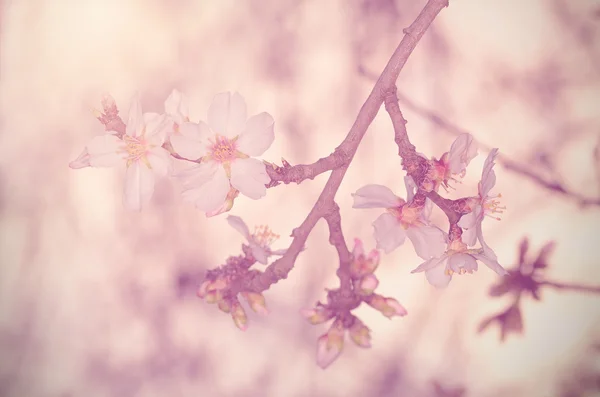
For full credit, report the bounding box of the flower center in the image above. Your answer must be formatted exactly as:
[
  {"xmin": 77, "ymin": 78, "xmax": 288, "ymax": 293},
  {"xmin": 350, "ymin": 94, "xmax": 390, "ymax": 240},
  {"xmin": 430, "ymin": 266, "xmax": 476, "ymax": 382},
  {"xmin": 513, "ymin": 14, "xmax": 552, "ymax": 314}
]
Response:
[
  {"xmin": 484, "ymin": 193, "xmax": 506, "ymax": 221},
  {"xmin": 209, "ymin": 135, "xmax": 238, "ymax": 163},
  {"xmin": 387, "ymin": 205, "xmax": 424, "ymax": 229},
  {"xmin": 123, "ymin": 134, "xmax": 151, "ymax": 167},
  {"xmin": 252, "ymin": 225, "xmax": 279, "ymax": 247}
]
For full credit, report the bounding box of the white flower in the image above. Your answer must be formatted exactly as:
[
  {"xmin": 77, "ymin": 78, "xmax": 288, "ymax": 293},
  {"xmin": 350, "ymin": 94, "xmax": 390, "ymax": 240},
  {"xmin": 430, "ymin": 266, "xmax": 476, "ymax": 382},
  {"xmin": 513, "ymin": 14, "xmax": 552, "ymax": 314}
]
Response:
[
  {"xmin": 411, "ymin": 239, "xmax": 509, "ymax": 288},
  {"xmin": 69, "ymin": 93, "xmax": 172, "ymax": 211},
  {"xmin": 226, "ymin": 215, "xmax": 287, "ymax": 264},
  {"xmin": 173, "ymin": 92, "xmax": 275, "ymax": 213},
  {"xmin": 458, "ymin": 149, "xmax": 505, "ymax": 248},
  {"xmin": 351, "ymin": 178, "xmax": 446, "ymax": 259}
]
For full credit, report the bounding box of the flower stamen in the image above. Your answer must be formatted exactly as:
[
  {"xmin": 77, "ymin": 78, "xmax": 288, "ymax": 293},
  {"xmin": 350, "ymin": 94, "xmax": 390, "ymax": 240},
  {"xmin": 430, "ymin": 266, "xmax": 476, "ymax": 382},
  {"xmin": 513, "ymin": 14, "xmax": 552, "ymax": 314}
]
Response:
[{"xmin": 252, "ymin": 225, "xmax": 279, "ymax": 247}]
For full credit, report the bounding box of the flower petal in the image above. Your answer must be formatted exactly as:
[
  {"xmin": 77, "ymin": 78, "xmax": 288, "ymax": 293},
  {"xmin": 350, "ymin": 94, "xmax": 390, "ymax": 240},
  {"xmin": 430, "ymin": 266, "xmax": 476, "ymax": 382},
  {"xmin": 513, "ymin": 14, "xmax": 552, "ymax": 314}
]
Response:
[
  {"xmin": 126, "ymin": 93, "xmax": 144, "ymax": 138},
  {"xmin": 181, "ymin": 165, "xmax": 230, "ymax": 213},
  {"xmin": 226, "ymin": 215, "xmax": 251, "ymax": 239},
  {"xmin": 411, "ymin": 255, "xmax": 448, "ymax": 273},
  {"xmin": 147, "ymin": 147, "xmax": 172, "ymax": 178},
  {"xmin": 230, "ymin": 158, "xmax": 269, "ymax": 200},
  {"xmin": 425, "ymin": 262, "xmax": 452, "ymax": 288},
  {"xmin": 372, "ymin": 212, "xmax": 406, "ymax": 254},
  {"xmin": 69, "ymin": 148, "xmax": 91, "ymax": 169},
  {"xmin": 170, "ymin": 122, "xmax": 210, "ymax": 159},
  {"xmin": 164, "ymin": 89, "xmax": 188, "ymax": 124},
  {"xmin": 473, "ymin": 253, "xmax": 508, "ymax": 276},
  {"xmin": 207, "ymin": 92, "xmax": 247, "ymax": 138},
  {"xmin": 145, "ymin": 113, "xmax": 171, "ymax": 145},
  {"xmin": 406, "ymin": 225, "xmax": 447, "ymax": 259},
  {"xmin": 447, "ymin": 133, "xmax": 478, "ymax": 174},
  {"xmin": 479, "ymin": 149, "xmax": 499, "ymax": 197},
  {"xmin": 236, "ymin": 112, "xmax": 275, "ymax": 156},
  {"xmin": 86, "ymin": 135, "xmax": 124, "ymax": 167},
  {"xmin": 123, "ymin": 161, "xmax": 155, "ymax": 211},
  {"xmin": 476, "ymin": 222, "xmax": 498, "ymax": 261},
  {"xmin": 250, "ymin": 243, "xmax": 270, "ymax": 265},
  {"xmin": 352, "ymin": 185, "xmax": 402, "ymax": 209},
  {"xmin": 448, "ymin": 253, "xmax": 478, "ymax": 273},
  {"xmin": 404, "ymin": 176, "xmax": 418, "ymax": 203}
]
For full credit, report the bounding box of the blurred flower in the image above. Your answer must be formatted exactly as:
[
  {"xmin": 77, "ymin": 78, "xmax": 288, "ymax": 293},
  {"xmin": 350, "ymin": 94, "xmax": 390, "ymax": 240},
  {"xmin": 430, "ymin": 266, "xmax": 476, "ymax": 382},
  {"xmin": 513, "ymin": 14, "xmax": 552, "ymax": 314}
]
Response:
[
  {"xmin": 458, "ymin": 148, "xmax": 506, "ymax": 246},
  {"xmin": 427, "ymin": 133, "xmax": 478, "ymax": 191},
  {"xmin": 365, "ymin": 294, "xmax": 408, "ymax": 318},
  {"xmin": 69, "ymin": 93, "xmax": 172, "ymax": 211},
  {"xmin": 226, "ymin": 215, "xmax": 287, "ymax": 264},
  {"xmin": 174, "ymin": 92, "xmax": 275, "ymax": 213},
  {"xmin": 478, "ymin": 302, "xmax": 523, "ymax": 342},
  {"xmin": 411, "ymin": 239, "xmax": 508, "ymax": 288},
  {"xmin": 351, "ymin": 178, "xmax": 446, "ymax": 259}
]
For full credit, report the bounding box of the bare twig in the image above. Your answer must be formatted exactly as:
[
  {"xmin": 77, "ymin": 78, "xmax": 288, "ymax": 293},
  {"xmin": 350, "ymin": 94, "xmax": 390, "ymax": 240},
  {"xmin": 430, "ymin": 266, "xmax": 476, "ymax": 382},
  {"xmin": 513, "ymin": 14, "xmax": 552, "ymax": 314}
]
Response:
[
  {"xmin": 538, "ymin": 280, "xmax": 600, "ymax": 294},
  {"xmin": 237, "ymin": 0, "xmax": 450, "ymax": 293}
]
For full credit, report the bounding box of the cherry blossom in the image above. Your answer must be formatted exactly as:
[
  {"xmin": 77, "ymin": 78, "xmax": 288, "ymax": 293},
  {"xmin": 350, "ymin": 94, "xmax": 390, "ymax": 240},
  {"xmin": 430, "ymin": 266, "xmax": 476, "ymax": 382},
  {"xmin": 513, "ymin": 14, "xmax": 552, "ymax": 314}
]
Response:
[
  {"xmin": 226, "ymin": 215, "xmax": 287, "ymax": 264},
  {"xmin": 351, "ymin": 178, "xmax": 446, "ymax": 259},
  {"xmin": 427, "ymin": 133, "xmax": 478, "ymax": 191},
  {"xmin": 69, "ymin": 93, "xmax": 172, "ymax": 211},
  {"xmin": 411, "ymin": 239, "xmax": 509, "ymax": 288},
  {"xmin": 458, "ymin": 148, "xmax": 506, "ymax": 247},
  {"xmin": 172, "ymin": 92, "xmax": 275, "ymax": 213}
]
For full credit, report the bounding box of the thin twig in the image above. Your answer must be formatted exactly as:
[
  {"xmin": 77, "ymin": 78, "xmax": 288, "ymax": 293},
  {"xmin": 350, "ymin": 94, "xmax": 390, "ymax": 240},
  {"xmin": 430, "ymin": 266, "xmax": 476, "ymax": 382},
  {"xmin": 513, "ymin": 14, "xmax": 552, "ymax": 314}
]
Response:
[
  {"xmin": 539, "ymin": 280, "xmax": 600, "ymax": 294},
  {"xmin": 237, "ymin": 0, "xmax": 450, "ymax": 293}
]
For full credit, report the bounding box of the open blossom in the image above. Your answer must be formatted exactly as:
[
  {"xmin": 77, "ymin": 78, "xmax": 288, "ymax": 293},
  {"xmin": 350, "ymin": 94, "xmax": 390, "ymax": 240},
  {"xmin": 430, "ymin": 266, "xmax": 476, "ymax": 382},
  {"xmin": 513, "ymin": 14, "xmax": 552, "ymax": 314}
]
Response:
[
  {"xmin": 351, "ymin": 177, "xmax": 446, "ymax": 259},
  {"xmin": 411, "ymin": 239, "xmax": 509, "ymax": 288},
  {"xmin": 226, "ymin": 215, "xmax": 287, "ymax": 264},
  {"xmin": 458, "ymin": 148, "xmax": 506, "ymax": 247},
  {"xmin": 428, "ymin": 133, "xmax": 478, "ymax": 190},
  {"xmin": 69, "ymin": 94, "xmax": 172, "ymax": 211},
  {"xmin": 173, "ymin": 92, "xmax": 275, "ymax": 213}
]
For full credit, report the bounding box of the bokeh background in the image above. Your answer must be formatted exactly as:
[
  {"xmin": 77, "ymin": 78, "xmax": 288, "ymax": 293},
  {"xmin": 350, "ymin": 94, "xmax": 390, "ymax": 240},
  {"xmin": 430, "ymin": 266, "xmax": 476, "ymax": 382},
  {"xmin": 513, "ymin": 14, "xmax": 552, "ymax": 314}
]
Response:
[{"xmin": 1, "ymin": 0, "xmax": 600, "ymax": 396}]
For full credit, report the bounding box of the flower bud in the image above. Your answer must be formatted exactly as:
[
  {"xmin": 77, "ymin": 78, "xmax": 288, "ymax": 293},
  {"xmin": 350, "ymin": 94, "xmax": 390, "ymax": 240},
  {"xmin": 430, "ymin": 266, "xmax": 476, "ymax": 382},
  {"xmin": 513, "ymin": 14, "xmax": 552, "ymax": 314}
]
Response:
[
  {"xmin": 242, "ymin": 292, "xmax": 269, "ymax": 316},
  {"xmin": 300, "ymin": 306, "xmax": 334, "ymax": 325},
  {"xmin": 349, "ymin": 319, "xmax": 371, "ymax": 348},
  {"xmin": 231, "ymin": 302, "xmax": 248, "ymax": 331},
  {"xmin": 356, "ymin": 274, "xmax": 379, "ymax": 296},
  {"xmin": 367, "ymin": 294, "xmax": 407, "ymax": 318}
]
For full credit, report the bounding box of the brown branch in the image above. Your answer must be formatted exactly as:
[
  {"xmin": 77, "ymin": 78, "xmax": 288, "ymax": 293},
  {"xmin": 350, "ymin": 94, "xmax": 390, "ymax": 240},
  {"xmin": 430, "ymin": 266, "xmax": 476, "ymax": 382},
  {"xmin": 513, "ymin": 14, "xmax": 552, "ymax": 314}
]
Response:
[
  {"xmin": 236, "ymin": 0, "xmax": 450, "ymax": 293},
  {"xmin": 359, "ymin": 67, "xmax": 600, "ymax": 208},
  {"xmin": 323, "ymin": 202, "xmax": 353, "ymax": 293}
]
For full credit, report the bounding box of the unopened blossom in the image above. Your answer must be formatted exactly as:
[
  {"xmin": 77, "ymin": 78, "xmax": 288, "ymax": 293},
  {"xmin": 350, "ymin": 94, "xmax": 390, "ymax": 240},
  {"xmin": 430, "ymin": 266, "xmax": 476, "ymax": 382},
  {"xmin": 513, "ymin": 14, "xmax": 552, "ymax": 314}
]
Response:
[
  {"xmin": 69, "ymin": 94, "xmax": 172, "ymax": 211},
  {"xmin": 458, "ymin": 148, "xmax": 506, "ymax": 247},
  {"xmin": 231, "ymin": 301, "xmax": 248, "ymax": 331},
  {"xmin": 428, "ymin": 133, "xmax": 478, "ymax": 190},
  {"xmin": 366, "ymin": 294, "xmax": 407, "ymax": 318},
  {"xmin": 242, "ymin": 292, "xmax": 269, "ymax": 315},
  {"xmin": 226, "ymin": 215, "xmax": 287, "ymax": 264},
  {"xmin": 352, "ymin": 178, "xmax": 446, "ymax": 259},
  {"xmin": 355, "ymin": 274, "xmax": 379, "ymax": 296},
  {"xmin": 173, "ymin": 92, "xmax": 275, "ymax": 213},
  {"xmin": 411, "ymin": 239, "xmax": 509, "ymax": 288},
  {"xmin": 300, "ymin": 305, "xmax": 335, "ymax": 325},
  {"xmin": 348, "ymin": 319, "xmax": 372, "ymax": 348},
  {"xmin": 316, "ymin": 319, "xmax": 345, "ymax": 369},
  {"xmin": 349, "ymin": 238, "xmax": 380, "ymax": 278}
]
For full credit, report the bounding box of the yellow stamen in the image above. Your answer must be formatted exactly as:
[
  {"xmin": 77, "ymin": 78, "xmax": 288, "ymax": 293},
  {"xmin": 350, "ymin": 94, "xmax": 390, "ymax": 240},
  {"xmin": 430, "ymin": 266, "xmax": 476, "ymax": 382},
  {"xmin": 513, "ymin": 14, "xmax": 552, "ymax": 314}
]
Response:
[{"xmin": 252, "ymin": 225, "xmax": 279, "ymax": 247}]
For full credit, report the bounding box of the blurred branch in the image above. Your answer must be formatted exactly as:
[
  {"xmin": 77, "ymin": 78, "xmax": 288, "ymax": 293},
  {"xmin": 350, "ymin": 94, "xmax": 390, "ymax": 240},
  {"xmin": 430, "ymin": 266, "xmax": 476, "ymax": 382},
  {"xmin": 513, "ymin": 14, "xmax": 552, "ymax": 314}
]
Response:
[
  {"xmin": 358, "ymin": 66, "xmax": 600, "ymax": 208},
  {"xmin": 538, "ymin": 280, "xmax": 600, "ymax": 294}
]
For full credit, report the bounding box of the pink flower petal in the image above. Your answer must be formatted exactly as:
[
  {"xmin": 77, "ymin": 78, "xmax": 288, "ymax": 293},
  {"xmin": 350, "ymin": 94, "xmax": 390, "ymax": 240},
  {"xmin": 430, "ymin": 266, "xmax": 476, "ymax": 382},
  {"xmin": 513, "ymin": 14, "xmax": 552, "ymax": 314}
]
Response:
[
  {"xmin": 145, "ymin": 113, "xmax": 171, "ymax": 146},
  {"xmin": 164, "ymin": 89, "xmax": 188, "ymax": 125},
  {"xmin": 404, "ymin": 176, "xmax": 418, "ymax": 203},
  {"xmin": 147, "ymin": 147, "xmax": 172, "ymax": 178},
  {"xmin": 126, "ymin": 93, "xmax": 144, "ymax": 138},
  {"xmin": 447, "ymin": 133, "xmax": 478, "ymax": 174},
  {"xmin": 250, "ymin": 243, "xmax": 270, "ymax": 265},
  {"xmin": 226, "ymin": 215, "xmax": 251, "ymax": 239},
  {"xmin": 181, "ymin": 165, "xmax": 230, "ymax": 213},
  {"xmin": 385, "ymin": 297, "xmax": 408, "ymax": 317},
  {"xmin": 230, "ymin": 158, "xmax": 269, "ymax": 200},
  {"xmin": 207, "ymin": 92, "xmax": 247, "ymax": 138},
  {"xmin": 123, "ymin": 161, "xmax": 155, "ymax": 211},
  {"xmin": 352, "ymin": 184, "xmax": 402, "ymax": 209},
  {"xmin": 236, "ymin": 112, "xmax": 275, "ymax": 156},
  {"xmin": 448, "ymin": 253, "xmax": 478, "ymax": 273},
  {"xmin": 372, "ymin": 212, "xmax": 406, "ymax": 254},
  {"xmin": 411, "ymin": 255, "xmax": 448, "ymax": 273},
  {"xmin": 424, "ymin": 262, "xmax": 452, "ymax": 288},
  {"xmin": 69, "ymin": 148, "xmax": 91, "ymax": 169},
  {"xmin": 86, "ymin": 135, "xmax": 124, "ymax": 167},
  {"xmin": 473, "ymin": 253, "xmax": 508, "ymax": 276},
  {"xmin": 406, "ymin": 225, "xmax": 447, "ymax": 259},
  {"xmin": 170, "ymin": 121, "xmax": 211, "ymax": 160}
]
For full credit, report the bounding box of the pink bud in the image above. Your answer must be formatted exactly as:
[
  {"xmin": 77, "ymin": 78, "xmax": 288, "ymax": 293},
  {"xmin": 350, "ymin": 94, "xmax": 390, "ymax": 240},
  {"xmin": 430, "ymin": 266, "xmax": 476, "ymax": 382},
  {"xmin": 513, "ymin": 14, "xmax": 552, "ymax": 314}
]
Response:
[
  {"xmin": 204, "ymin": 289, "xmax": 223, "ymax": 304},
  {"xmin": 357, "ymin": 274, "xmax": 379, "ymax": 295},
  {"xmin": 231, "ymin": 302, "xmax": 248, "ymax": 331},
  {"xmin": 218, "ymin": 299, "xmax": 232, "ymax": 313},
  {"xmin": 367, "ymin": 294, "xmax": 407, "ymax": 318},
  {"xmin": 316, "ymin": 320, "xmax": 345, "ymax": 369},
  {"xmin": 242, "ymin": 292, "xmax": 269, "ymax": 316},
  {"xmin": 300, "ymin": 306, "xmax": 334, "ymax": 325},
  {"xmin": 349, "ymin": 319, "xmax": 371, "ymax": 348}
]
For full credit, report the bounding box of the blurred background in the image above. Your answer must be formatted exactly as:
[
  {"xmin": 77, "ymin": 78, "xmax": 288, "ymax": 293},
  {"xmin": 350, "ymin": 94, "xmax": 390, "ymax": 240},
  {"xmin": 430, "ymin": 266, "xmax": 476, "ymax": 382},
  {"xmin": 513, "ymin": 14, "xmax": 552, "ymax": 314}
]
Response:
[{"xmin": 1, "ymin": 0, "xmax": 600, "ymax": 396}]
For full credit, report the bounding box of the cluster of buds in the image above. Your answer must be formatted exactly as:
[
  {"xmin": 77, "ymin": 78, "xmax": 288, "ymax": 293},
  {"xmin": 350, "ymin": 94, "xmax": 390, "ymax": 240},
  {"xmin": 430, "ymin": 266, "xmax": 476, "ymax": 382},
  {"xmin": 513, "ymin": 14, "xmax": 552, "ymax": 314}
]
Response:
[
  {"xmin": 301, "ymin": 239, "xmax": 407, "ymax": 368},
  {"xmin": 197, "ymin": 271, "xmax": 269, "ymax": 331}
]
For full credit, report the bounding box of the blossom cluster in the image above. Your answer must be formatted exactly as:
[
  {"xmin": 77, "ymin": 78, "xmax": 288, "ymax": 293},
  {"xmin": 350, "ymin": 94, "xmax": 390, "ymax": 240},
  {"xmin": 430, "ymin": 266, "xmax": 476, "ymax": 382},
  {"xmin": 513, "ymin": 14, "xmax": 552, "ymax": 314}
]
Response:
[{"xmin": 69, "ymin": 90, "xmax": 508, "ymax": 369}]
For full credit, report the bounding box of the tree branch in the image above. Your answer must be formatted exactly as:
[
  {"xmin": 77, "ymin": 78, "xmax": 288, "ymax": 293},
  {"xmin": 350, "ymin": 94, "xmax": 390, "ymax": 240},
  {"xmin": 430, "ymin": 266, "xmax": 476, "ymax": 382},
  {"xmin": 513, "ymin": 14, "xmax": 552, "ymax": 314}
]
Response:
[{"xmin": 539, "ymin": 280, "xmax": 600, "ymax": 294}]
